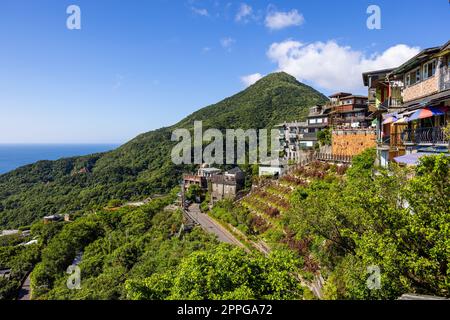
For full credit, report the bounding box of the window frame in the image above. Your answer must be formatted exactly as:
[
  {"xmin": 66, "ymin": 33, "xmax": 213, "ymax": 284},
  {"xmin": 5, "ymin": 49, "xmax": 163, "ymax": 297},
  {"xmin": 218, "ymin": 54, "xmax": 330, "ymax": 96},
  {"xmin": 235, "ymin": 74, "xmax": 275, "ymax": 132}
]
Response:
[
  {"xmin": 404, "ymin": 67, "xmax": 421, "ymax": 87},
  {"xmin": 423, "ymin": 59, "xmax": 436, "ymax": 80}
]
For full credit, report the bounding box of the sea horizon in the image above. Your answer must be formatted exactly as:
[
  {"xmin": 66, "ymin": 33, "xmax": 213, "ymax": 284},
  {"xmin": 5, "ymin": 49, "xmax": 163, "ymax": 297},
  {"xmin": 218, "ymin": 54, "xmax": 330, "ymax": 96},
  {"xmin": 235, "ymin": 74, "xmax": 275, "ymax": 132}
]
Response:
[{"xmin": 0, "ymin": 143, "xmax": 120, "ymax": 175}]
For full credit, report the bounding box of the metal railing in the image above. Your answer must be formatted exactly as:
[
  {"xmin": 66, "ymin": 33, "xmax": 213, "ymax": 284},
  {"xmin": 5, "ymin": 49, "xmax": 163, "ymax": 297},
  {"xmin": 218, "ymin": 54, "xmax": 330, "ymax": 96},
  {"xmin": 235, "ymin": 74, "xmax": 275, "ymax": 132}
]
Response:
[
  {"xmin": 314, "ymin": 153, "xmax": 353, "ymax": 164},
  {"xmin": 402, "ymin": 127, "xmax": 448, "ymax": 145}
]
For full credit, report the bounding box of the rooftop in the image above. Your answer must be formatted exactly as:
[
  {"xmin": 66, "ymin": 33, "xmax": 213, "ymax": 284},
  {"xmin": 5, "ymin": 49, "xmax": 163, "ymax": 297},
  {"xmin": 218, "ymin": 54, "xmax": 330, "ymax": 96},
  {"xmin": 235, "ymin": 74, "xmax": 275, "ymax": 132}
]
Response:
[{"xmin": 329, "ymin": 92, "xmax": 352, "ymax": 98}]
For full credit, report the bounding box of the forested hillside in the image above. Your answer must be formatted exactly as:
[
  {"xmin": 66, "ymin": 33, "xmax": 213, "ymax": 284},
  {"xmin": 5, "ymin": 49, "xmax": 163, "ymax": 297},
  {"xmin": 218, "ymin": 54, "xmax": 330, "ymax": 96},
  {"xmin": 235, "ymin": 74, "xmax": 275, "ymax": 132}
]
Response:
[
  {"xmin": 205, "ymin": 151, "xmax": 450, "ymax": 299},
  {"xmin": 9, "ymin": 151, "xmax": 447, "ymax": 300},
  {"xmin": 0, "ymin": 72, "xmax": 328, "ymax": 228}
]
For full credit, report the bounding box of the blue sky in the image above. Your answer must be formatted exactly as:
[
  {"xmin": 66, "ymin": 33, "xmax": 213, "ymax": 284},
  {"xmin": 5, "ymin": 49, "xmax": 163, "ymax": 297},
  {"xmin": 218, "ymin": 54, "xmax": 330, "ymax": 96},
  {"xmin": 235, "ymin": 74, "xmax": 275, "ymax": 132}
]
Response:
[{"xmin": 0, "ymin": 0, "xmax": 449, "ymax": 144}]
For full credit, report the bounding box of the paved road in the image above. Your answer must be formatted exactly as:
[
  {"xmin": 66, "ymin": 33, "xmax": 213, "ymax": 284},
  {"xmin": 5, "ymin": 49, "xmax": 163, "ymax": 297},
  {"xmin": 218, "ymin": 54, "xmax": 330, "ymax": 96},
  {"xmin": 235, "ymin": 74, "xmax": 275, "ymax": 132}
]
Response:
[
  {"xmin": 18, "ymin": 273, "xmax": 31, "ymax": 300},
  {"xmin": 186, "ymin": 204, "xmax": 245, "ymax": 248}
]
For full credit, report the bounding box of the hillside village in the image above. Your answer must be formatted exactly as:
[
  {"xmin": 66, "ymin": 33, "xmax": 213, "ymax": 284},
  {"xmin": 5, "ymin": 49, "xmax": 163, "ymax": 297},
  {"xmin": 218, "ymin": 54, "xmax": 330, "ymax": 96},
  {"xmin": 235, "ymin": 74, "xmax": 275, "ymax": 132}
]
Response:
[
  {"xmin": 169, "ymin": 41, "xmax": 450, "ymax": 299},
  {"xmin": 1, "ymin": 40, "xmax": 449, "ymax": 301},
  {"xmin": 181, "ymin": 40, "xmax": 450, "ymax": 206}
]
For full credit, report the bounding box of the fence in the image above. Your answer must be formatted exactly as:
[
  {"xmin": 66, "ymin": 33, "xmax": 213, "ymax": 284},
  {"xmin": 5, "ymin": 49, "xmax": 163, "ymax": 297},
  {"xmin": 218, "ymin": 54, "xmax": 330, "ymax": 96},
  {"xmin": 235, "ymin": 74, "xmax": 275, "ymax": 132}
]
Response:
[{"xmin": 314, "ymin": 152, "xmax": 353, "ymax": 164}]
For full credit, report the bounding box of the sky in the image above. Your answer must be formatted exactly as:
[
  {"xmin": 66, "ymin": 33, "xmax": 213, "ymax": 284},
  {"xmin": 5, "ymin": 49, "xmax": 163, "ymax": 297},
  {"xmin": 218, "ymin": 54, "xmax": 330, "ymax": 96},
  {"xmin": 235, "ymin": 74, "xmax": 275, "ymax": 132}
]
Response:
[{"xmin": 0, "ymin": 0, "xmax": 449, "ymax": 144}]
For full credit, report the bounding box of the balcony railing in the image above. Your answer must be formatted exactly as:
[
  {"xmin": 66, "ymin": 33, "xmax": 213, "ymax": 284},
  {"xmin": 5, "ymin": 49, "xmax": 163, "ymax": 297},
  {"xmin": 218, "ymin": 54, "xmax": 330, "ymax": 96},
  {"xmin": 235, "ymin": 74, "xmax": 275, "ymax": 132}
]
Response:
[
  {"xmin": 379, "ymin": 97, "xmax": 402, "ymax": 110},
  {"xmin": 402, "ymin": 127, "xmax": 448, "ymax": 145},
  {"xmin": 298, "ymin": 132, "xmax": 318, "ymax": 140}
]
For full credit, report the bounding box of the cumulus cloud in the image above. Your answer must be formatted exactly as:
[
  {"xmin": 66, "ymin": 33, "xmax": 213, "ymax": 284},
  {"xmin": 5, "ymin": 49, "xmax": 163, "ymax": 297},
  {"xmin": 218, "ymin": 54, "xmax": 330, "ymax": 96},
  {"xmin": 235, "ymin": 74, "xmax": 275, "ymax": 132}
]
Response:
[
  {"xmin": 265, "ymin": 9, "xmax": 304, "ymax": 30},
  {"xmin": 267, "ymin": 40, "xmax": 420, "ymax": 92},
  {"xmin": 191, "ymin": 7, "xmax": 209, "ymax": 16},
  {"xmin": 235, "ymin": 3, "xmax": 253, "ymax": 22},
  {"xmin": 241, "ymin": 73, "xmax": 264, "ymax": 87}
]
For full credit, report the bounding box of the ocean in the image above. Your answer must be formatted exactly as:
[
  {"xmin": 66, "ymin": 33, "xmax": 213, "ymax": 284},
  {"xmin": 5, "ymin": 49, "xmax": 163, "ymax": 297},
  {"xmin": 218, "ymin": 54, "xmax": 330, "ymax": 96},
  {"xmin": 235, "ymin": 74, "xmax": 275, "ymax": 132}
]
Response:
[{"xmin": 0, "ymin": 144, "xmax": 119, "ymax": 175}]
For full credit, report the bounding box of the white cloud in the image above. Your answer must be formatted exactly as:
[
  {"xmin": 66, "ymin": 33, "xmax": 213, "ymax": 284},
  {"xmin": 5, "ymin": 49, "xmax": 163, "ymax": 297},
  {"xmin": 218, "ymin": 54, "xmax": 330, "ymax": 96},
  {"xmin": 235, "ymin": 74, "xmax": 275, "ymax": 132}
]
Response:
[
  {"xmin": 265, "ymin": 9, "xmax": 304, "ymax": 30},
  {"xmin": 267, "ymin": 40, "xmax": 420, "ymax": 92},
  {"xmin": 221, "ymin": 37, "xmax": 236, "ymax": 50},
  {"xmin": 235, "ymin": 3, "xmax": 253, "ymax": 22},
  {"xmin": 113, "ymin": 74, "xmax": 124, "ymax": 90},
  {"xmin": 241, "ymin": 73, "xmax": 264, "ymax": 87},
  {"xmin": 191, "ymin": 7, "xmax": 209, "ymax": 16}
]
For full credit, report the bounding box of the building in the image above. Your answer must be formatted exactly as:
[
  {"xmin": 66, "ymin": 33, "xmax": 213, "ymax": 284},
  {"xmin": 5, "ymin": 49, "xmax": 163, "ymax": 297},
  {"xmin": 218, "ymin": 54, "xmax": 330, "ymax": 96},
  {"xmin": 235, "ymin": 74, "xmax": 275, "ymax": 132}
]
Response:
[
  {"xmin": 197, "ymin": 167, "xmax": 222, "ymax": 178},
  {"xmin": 303, "ymin": 105, "xmax": 332, "ymax": 147},
  {"xmin": 258, "ymin": 164, "xmax": 285, "ymax": 177},
  {"xmin": 43, "ymin": 214, "xmax": 63, "ymax": 224},
  {"xmin": 277, "ymin": 105, "xmax": 332, "ymax": 163},
  {"xmin": 211, "ymin": 167, "xmax": 245, "ymax": 203},
  {"xmin": 277, "ymin": 121, "xmax": 308, "ymax": 162},
  {"xmin": 363, "ymin": 41, "xmax": 450, "ymax": 166},
  {"xmin": 328, "ymin": 93, "xmax": 371, "ymax": 128}
]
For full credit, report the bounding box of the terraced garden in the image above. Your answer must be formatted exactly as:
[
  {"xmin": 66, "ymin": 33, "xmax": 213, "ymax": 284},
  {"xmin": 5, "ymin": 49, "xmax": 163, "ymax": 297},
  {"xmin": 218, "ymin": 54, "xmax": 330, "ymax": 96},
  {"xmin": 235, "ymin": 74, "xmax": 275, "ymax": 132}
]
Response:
[{"xmin": 209, "ymin": 161, "xmax": 349, "ymax": 256}]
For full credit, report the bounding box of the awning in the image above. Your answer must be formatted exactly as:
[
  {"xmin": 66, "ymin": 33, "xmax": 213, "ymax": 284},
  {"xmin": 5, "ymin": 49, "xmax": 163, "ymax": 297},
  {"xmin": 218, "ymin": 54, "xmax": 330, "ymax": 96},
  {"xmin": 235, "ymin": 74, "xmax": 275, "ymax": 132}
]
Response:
[
  {"xmin": 382, "ymin": 113, "xmax": 398, "ymax": 125},
  {"xmin": 394, "ymin": 152, "xmax": 450, "ymax": 166},
  {"xmin": 407, "ymin": 106, "xmax": 448, "ymax": 122},
  {"xmin": 393, "ymin": 117, "xmax": 408, "ymax": 124}
]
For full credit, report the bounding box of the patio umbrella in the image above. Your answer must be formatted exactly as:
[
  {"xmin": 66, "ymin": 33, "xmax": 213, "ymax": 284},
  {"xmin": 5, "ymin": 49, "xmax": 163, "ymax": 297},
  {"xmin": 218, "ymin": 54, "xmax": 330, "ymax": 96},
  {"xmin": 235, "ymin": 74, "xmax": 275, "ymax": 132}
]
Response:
[{"xmin": 407, "ymin": 106, "xmax": 448, "ymax": 122}]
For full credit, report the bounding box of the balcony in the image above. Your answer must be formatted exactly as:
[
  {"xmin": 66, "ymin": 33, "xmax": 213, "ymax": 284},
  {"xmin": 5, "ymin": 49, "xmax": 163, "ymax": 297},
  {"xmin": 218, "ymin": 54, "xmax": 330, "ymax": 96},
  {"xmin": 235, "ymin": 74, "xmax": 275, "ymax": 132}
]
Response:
[
  {"xmin": 298, "ymin": 132, "xmax": 318, "ymax": 140},
  {"xmin": 379, "ymin": 97, "xmax": 403, "ymax": 110},
  {"xmin": 402, "ymin": 127, "xmax": 448, "ymax": 145},
  {"xmin": 377, "ymin": 132, "xmax": 404, "ymax": 150}
]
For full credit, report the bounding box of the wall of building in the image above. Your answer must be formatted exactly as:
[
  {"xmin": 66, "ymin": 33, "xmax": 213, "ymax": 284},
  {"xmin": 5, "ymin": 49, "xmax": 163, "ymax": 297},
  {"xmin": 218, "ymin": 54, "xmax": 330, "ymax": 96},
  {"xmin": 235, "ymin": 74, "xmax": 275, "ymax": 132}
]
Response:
[
  {"xmin": 403, "ymin": 76, "xmax": 439, "ymax": 102},
  {"xmin": 332, "ymin": 130, "xmax": 377, "ymax": 156},
  {"xmin": 211, "ymin": 183, "xmax": 237, "ymax": 201}
]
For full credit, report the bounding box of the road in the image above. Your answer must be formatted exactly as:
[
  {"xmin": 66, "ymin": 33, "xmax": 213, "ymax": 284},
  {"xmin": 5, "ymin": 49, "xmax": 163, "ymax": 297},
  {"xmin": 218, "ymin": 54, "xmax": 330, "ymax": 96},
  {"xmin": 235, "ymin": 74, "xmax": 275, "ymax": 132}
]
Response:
[
  {"xmin": 186, "ymin": 204, "xmax": 245, "ymax": 249},
  {"xmin": 18, "ymin": 273, "xmax": 31, "ymax": 300}
]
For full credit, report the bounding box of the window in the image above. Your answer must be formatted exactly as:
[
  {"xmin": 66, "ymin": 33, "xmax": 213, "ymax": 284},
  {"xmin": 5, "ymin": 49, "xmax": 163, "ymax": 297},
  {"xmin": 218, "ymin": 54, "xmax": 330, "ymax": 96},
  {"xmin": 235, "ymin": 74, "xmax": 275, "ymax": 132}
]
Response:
[
  {"xmin": 423, "ymin": 60, "xmax": 436, "ymax": 80},
  {"xmin": 405, "ymin": 67, "xmax": 421, "ymax": 86},
  {"xmin": 309, "ymin": 119, "xmax": 317, "ymax": 124},
  {"xmin": 317, "ymin": 118, "xmax": 323, "ymax": 124}
]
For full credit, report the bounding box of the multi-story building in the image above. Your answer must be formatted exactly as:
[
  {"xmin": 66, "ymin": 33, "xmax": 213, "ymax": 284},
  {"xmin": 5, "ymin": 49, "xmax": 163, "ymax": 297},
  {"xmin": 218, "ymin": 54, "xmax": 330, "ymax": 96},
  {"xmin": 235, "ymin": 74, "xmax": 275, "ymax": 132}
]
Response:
[
  {"xmin": 363, "ymin": 41, "xmax": 450, "ymax": 166},
  {"xmin": 277, "ymin": 105, "xmax": 331, "ymax": 162},
  {"xmin": 210, "ymin": 167, "xmax": 245, "ymax": 204},
  {"xmin": 303, "ymin": 105, "xmax": 331, "ymax": 146},
  {"xmin": 328, "ymin": 93, "xmax": 371, "ymax": 128},
  {"xmin": 276, "ymin": 121, "xmax": 308, "ymax": 162}
]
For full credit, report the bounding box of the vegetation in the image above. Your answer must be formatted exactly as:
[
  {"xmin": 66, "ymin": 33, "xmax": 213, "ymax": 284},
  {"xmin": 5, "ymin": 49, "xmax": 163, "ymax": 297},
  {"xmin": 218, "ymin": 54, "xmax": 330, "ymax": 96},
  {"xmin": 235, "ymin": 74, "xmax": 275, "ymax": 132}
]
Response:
[
  {"xmin": 185, "ymin": 184, "xmax": 202, "ymax": 203},
  {"xmin": 317, "ymin": 128, "xmax": 332, "ymax": 146},
  {"xmin": 125, "ymin": 245, "xmax": 305, "ymax": 300},
  {"xmin": 27, "ymin": 193, "xmax": 221, "ymax": 300},
  {"xmin": 0, "ymin": 230, "xmax": 45, "ymax": 299},
  {"xmin": 285, "ymin": 150, "xmax": 450, "ymax": 299}
]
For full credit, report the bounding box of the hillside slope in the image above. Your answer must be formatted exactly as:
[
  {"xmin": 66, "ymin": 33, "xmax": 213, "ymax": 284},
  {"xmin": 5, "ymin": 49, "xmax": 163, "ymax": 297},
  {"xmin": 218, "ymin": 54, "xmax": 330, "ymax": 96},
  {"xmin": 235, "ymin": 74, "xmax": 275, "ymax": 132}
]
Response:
[{"xmin": 0, "ymin": 72, "xmax": 328, "ymax": 228}]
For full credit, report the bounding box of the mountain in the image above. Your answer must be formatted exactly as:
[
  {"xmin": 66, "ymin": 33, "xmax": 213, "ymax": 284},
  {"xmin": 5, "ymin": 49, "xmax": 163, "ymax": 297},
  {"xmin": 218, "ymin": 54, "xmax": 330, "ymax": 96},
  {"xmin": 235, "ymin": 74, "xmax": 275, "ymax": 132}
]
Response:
[{"xmin": 0, "ymin": 72, "xmax": 328, "ymax": 228}]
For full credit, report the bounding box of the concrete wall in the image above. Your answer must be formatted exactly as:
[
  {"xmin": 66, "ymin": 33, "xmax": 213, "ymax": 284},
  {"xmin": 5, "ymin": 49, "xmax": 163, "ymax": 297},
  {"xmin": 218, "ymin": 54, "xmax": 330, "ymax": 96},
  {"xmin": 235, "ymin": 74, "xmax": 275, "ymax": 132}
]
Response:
[{"xmin": 332, "ymin": 130, "xmax": 376, "ymax": 156}]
